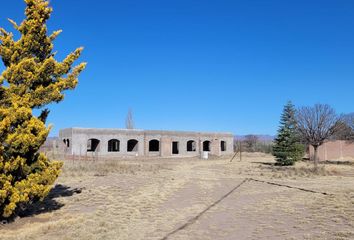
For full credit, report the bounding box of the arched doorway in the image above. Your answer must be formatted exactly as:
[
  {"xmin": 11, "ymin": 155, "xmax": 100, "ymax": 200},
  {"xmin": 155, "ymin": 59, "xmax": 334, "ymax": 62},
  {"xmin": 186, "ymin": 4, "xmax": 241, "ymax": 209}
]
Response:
[
  {"xmin": 108, "ymin": 139, "xmax": 120, "ymax": 152},
  {"xmin": 127, "ymin": 139, "xmax": 139, "ymax": 152},
  {"xmin": 87, "ymin": 139, "xmax": 100, "ymax": 152},
  {"xmin": 149, "ymin": 139, "xmax": 160, "ymax": 152},
  {"xmin": 187, "ymin": 140, "xmax": 196, "ymax": 152}
]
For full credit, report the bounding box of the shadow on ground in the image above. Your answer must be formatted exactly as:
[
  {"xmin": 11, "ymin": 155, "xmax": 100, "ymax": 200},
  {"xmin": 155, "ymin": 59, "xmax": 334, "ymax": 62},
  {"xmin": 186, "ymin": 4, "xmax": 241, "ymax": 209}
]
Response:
[
  {"xmin": 17, "ymin": 184, "xmax": 83, "ymax": 218},
  {"xmin": 251, "ymin": 161, "xmax": 275, "ymax": 166},
  {"xmin": 321, "ymin": 160, "xmax": 354, "ymax": 166}
]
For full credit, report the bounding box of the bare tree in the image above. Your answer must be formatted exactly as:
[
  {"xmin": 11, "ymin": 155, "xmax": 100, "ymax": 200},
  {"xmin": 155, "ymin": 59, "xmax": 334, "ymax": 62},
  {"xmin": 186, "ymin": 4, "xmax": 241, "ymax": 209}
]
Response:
[
  {"xmin": 333, "ymin": 114, "xmax": 354, "ymax": 141},
  {"xmin": 296, "ymin": 104, "xmax": 340, "ymax": 169},
  {"xmin": 125, "ymin": 108, "xmax": 135, "ymax": 129},
  {"xmin": 336, "ymin": 113, "xmax": 354, "ymax": 141},
  {"xmin": 342, "ymin": 113, "xmax": 354, "ymax": 132},
  {"xmin": 333, "ymin": 122, "xmax": 352, "ymax": 140},
  {"xmin": 243, "ymin": 135, "xmax": 259, "ymax": 152}
]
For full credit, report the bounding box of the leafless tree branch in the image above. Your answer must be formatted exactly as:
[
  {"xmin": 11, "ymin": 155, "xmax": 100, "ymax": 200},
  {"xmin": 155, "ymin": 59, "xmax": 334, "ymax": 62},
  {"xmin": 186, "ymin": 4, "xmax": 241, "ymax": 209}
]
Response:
[
  {"xmin": 125, "ymin": 108, "xmax": 135, "ymax": 129},
  {"xmin": 296, "ymin": 104, "xmax": 340, "ymax": 169}
]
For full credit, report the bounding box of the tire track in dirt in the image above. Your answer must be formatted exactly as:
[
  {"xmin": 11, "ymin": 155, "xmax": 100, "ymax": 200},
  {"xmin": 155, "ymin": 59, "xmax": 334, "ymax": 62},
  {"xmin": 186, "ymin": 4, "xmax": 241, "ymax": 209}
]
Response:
[
  {"xmin": 160, "ymin": 178, "xmax": 249, "ymax": 240},
  {"xmin": 161, "ymin": 176, "xmax": 334, "ymax": 239}
]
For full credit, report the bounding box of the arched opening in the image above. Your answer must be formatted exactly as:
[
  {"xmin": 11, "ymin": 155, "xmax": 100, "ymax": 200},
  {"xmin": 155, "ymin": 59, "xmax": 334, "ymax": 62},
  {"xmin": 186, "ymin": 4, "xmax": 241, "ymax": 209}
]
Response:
[
  {"xmin": 108, "ymin": 139, "xmax": 120, "ymax": 152},
  {"xmin": 127, "ymin": 139, "xmax": 138, "ymax": 152},
  {"xmin": 187, "ymin": 140, "xmax": 196, "ymax": 152},
  {"xmin": 149, "ymin": 139, "xmax": 160, "ymax": 152},
  {"xmin": 221, "ymin": 141, "xmax": 226, "ymax": 152},
  {"xmin": 87, "ymin": 139, "xmax": 100, "ymax": 152},
  {"xmin": 203, "ymin": 141, "xmax": 211, "ymax": 152}
]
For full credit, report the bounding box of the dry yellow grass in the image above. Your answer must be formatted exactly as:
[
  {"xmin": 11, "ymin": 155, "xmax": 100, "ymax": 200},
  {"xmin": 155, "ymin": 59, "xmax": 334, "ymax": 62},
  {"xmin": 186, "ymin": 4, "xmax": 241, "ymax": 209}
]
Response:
[{"xmin": 0, "ymin": 153, "xmax": 353, "ymax": 240}]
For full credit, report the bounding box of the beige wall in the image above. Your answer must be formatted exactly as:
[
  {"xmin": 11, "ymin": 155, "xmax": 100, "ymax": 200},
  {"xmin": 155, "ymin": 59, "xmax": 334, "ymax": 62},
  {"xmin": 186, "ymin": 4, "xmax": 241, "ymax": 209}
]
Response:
[
  {"xmin": 59, "ymin": 128, "xmax": 234, "ymax": 158},
  {"xmin": 309, "ymin": 140, "xmax": 354, "ymax": 161}
]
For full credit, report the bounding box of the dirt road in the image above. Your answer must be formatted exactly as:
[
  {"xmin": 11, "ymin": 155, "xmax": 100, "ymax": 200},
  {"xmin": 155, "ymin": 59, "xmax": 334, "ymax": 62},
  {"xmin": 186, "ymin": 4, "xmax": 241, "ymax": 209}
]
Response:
[{"xmin": 1, "ymin": 153, "xmax": 353, "ymax": 240}]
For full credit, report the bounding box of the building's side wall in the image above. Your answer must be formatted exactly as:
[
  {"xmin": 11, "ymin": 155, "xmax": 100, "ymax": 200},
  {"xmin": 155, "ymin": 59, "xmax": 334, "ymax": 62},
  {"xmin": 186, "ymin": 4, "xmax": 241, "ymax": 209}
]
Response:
[
  {"xmin": 309, "ymin": 140, "xmax": 354, "ymax": 161},
  {"xmin": 156, "ymin": 134, "xmax": 234, "ymax": 157},
  {"xmin": 161, "ymin": 137, "xmax": 172, "ymax": 157},
  {"xmin": 145, "ymin": 133, "xmax": 162, "ymax": 157},
  {"xmin": 165, "ymin": 136, "xmax": 202, "ymax": 157},
  {"xmin": 180, "ymin": 137, "xmax": 200, "ymax": 157},
  {"xmin": 220, "ymin": 136, "xmax": 234, "ymax": 156},
  {"xmin": 59, "ymin": 128, "xmax": 73, "ymax": 155},
  {"xmin": 59, "ymin": 128, "xmax": 235, "ymax": 158},
  {"xmin": 70, "ymin": 129, "xmax": 145, "ymax": 157}
]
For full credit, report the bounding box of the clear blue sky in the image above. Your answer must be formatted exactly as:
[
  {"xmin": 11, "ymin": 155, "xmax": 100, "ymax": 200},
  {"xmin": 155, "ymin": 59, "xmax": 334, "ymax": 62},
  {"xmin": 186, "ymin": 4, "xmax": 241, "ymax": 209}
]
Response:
[{"xmin": 1, "ymin": 0, "xmax": 354, "ymax": 136}]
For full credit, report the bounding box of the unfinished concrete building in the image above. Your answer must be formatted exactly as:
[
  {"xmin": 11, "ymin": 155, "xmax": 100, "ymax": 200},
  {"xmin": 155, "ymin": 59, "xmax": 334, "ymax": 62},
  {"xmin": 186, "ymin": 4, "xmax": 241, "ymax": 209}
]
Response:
[{"xmin": 59, "ymin": 128, "xmax": 234, "ymax": 158}]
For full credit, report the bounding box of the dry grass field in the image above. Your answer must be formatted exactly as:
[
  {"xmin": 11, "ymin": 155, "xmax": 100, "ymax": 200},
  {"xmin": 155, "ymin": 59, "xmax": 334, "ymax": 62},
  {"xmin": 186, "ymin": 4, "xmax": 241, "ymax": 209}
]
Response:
[{"xmin": 1, "ymin": 153, "xmax": 353, "ymax": 240}]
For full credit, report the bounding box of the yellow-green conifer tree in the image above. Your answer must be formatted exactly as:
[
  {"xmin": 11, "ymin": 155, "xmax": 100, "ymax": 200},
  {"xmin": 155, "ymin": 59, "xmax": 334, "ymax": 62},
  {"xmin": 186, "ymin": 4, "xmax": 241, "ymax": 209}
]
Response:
[{"xmin": 0, "ymin": 0, "xmax": 86, "ymax": 218}]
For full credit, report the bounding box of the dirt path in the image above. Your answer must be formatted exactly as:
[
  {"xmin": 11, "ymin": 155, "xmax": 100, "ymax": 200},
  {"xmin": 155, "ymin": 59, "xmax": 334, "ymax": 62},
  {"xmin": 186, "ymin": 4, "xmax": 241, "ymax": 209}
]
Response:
[{"xmin": 1, "ymin": 154, "xmax": 353, "ymax": 240}]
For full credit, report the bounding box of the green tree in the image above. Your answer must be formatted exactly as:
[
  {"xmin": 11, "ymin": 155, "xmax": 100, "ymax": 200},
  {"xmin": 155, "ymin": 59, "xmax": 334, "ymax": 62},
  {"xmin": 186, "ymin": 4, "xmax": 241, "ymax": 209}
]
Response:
[
  {"xmin": 273, "ymin": 101, "xmax": 304, "ymax": 166},
  {"xmin": 0, "ymin": 0, "xmax": 86, "ymax": 218}
]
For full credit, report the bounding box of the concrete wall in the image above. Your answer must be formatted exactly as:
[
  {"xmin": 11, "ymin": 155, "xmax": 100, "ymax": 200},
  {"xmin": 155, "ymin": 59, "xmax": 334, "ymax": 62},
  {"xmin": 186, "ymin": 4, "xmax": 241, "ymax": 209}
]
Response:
[
  {"xmin": 309, "ymin": 140, "xmax": 354, "ymax": 161},
  {"xmin": 59, "ymin": 128, "xmax": 234, "ymax": 158},
  {"xmin": 59, "ymin": 128, "xmax": 73, "ymax": 155}
]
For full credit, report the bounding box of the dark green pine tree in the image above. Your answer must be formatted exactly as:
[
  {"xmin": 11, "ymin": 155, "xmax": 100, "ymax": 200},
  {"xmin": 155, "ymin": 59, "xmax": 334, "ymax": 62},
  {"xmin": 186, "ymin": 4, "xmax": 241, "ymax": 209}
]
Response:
[{"xmin": 273, "ymin": 101, "xmax": 304, "ymax": 166}]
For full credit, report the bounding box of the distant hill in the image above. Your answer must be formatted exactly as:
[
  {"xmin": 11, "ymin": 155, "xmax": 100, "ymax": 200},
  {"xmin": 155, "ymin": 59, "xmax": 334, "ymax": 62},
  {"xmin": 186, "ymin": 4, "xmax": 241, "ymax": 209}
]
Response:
[{"xmin": 234, "ymin": 135, "xmax": 275, "ymax": 142}]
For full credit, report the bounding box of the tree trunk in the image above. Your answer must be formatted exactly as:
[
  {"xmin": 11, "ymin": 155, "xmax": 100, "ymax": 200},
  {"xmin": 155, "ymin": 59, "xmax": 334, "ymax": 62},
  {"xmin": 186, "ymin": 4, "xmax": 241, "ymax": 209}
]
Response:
[{"xmin": 313, "ymin": 145, "xmax": 318, "ymax": 170}]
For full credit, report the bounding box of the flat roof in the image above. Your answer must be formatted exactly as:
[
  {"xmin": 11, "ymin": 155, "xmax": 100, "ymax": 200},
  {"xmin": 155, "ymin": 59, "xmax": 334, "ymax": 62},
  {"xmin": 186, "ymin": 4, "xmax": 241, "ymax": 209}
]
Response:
[{"xmin": 60, "ymin": 127, "xmax": 234, "ymax": 137}]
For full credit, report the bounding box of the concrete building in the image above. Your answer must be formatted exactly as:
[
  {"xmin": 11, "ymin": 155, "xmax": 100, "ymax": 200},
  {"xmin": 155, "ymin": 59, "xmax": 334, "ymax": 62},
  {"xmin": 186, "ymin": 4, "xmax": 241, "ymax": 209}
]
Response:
[{"xmin": 59, "ymin": 128, "xmax": 234, "ymax": 158}]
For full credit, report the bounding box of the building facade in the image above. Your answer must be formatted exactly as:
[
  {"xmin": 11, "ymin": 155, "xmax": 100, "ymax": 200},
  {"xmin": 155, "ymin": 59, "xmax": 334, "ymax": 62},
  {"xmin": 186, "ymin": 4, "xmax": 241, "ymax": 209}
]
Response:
[{"xmin": 59, "ymin": 128, "xmax": 234, "ymax": 158}]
